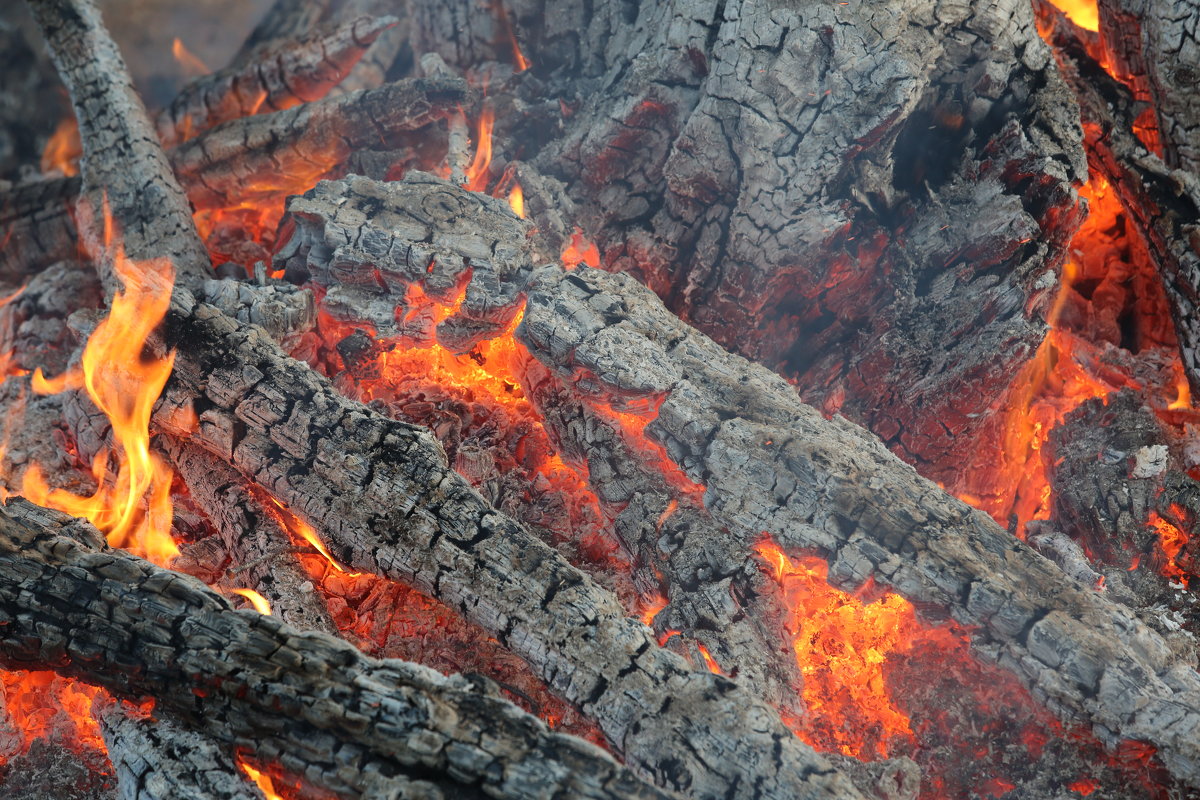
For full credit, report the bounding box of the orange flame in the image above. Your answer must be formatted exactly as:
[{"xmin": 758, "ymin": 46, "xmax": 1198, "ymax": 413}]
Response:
[
  {"xmin": 231, "ymin": 588, "xmax": 273, "ymax": 615},
  {"xmin": 1168, "ymin": 371, "xmax": 1191, "ymax": 410},
  {"xmin": 1049, "ymin": 0, "xmax": 1099, "ymax": 31},
  {"xmin": 239, "ymin": 760, "xmax": 282, "ymax": 800},
  {"xmin": 464, "ymin": 108, "xmax": 495, "ymax": 193},
  {"xmin": 40, "ymin": 116, "xmax": 81, "ymax": 177},
  {"xmin": 696, "ymin": 643, "xmax": 722, "ymax": 675},
  {"xmin": 172, "ymin": 37, "xmax": 211, "ymax": 78},
  {"xmin": 561, "ymin": 229, "xmax": 600, "ymax": 269},
  {"xmin": 754, "ymin": 538, "xmax": 967, "ymax": 759},
  {"xmin": 24, "ymin": 233, "xmax": 178, "ymax": 565}
]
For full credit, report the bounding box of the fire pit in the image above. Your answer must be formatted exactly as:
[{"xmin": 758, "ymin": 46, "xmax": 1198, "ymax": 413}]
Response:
[{"xmin": 0, "ymin": 0, "xmax": 1198, "ymax": 798}]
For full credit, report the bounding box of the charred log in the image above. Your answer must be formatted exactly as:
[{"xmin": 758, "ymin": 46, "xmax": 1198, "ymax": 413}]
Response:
[
  {"xmin": 157, "ymin": 15, "xmax": 398, "ymax": 148},
  {"xmin": 0, "ymin": 497, "xmax": 677, "ymax": 800}
]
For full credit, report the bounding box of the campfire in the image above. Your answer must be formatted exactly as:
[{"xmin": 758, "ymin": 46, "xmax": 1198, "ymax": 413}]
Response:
[{"xmin": 1, "ymin": 0, "xmax": 1199, "ymax": 797}]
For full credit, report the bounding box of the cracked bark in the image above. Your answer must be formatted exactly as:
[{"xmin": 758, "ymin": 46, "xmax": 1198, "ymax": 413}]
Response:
[
  {"xmin": 418, "ymin": 0, "xmax": 1090, "ymax": 479},
  {"xmin": 157, "ymin": 15, "xmax": 398, "ymax": 148},
  {"xmin": 278, "ymin": 172, "xmax": 1200, "ymax": 788},
  {"xmin": 0, "ymin": 497, "xmax": 679, "ymax": 800}
]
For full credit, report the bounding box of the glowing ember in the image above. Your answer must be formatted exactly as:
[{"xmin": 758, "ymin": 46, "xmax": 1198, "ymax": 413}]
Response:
[
  {"xmin": 25, "ymin": 224, "xmax": 178, "ymax": 565},
  {"xmin": 0, "ymin": 672, "xmax": 107, "ymax": 764},
  {"xmin": 40, "ymin": 116, "xmax": 81, "ymax": 177},
  {"xmin": 231, "ymin": 588, "xmax": 273, "ymax": 615},
  {"xmin": 1149, "ymin": 509, "xmax": 1191, "ymax": 586},
  {"xmin": 754, "ymin": 539, "xmax": 965, "ymax": 759},
  {"xmin": 696, "ymin": 643, "xmax": 722, "ymax": 675},
  {"xmin": 1049, "ymin": 0, "xmax": 1099, "ymax": 31},
  {"xmin": 561, "ymin": 228, "xmax": 600, "ymax": 269}
]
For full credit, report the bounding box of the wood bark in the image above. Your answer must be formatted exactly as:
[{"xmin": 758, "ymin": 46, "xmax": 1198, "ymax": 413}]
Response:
[
  {"xmin": 98, "ymin": 706, "xmax": 266, "ymax": 800},
  {"xmin": 433, "ymin": 0, "xmax": 1091, "ymax": 479},
  {"xmin": 25, "ymin": 0, "xmax": 209, "ymax": 288},
  {"xmin": 157, "ymin": 15, "xmax": 398, "ymax": 148},
  {"xmin": 0, "ymin": 497, "xmax": 677, "ymax": 800},
  {"xmin": 1097, "ymin": 0, "xmax": 1200, "ymax": 175},
  {"xmin": 153, "ymin": 284, "xmax": 864, "ymax": 800},
  {"xmin": 277, "ymin": 172, "xmax": 1200, "ymax": 788}
]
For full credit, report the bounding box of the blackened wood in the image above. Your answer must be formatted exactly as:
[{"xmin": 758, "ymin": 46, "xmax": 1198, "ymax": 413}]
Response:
[
  {"xmin": 232, "ymin": 0, "xmax": 332, "ymax": 66},
  {"xmin": 164, "ymin": 438, "xmax": 338, "ymax": 636},
  {"xmin": 497, "ymin": 0, "xmax": 1090, "ymax": 478},
  {"xmin": 157, "ymin": 15, "xmax": 398, "ymax": 148},
  {"xmin": 98, "ymin": 706, "xmax": 265, "ymax": 800},
  {"xmin": 1097, "ymin": 0, "xmax": 1200, "ymax": 174},
  {"xmin": 153, "ymin": 288, "xmax": 863, "ymax": 800},
  {"xmin": 24, "ymin": 0, "xmax": 209, "ymax": 289},
  {"xmin": 0, "ymin": 176, "xmax": 79, "ymax": 283},
  {"xmin": 0, "ymin": 497, "xmax": 675, "ymax": 800},
  {"xmin": 277, "ymin": 172, "xmax": 1200, "ymax": 786},
  {"xmin": 170, "ymin": 77, "xmax": 466, "ymax": 211}
]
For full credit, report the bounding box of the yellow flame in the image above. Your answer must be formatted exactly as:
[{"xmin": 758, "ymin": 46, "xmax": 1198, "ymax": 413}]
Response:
[
  {"xmin": 239, "ymin": 761, "xmax": 282, "ymax": 800},
  {"xmin": 22, "ymin": 235, "xmax": 178, "ymax": 565},
  {"xmin": 507, "ymin": 184, "xmax": 525, "ymax": 218},
  {"xmin": 230, "ymin": 588, "xmax": 272, "ymax": 615}
]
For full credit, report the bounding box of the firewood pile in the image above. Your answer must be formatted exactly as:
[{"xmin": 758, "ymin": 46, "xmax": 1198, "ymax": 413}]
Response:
[{"xmin": 0, "ymin": 0, "xmax": 1199, "ymax": 798}]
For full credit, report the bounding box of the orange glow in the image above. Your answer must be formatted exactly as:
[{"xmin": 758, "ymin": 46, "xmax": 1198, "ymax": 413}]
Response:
[
  {"xmin": 464, "ymin": 108, "xmax": 495, "ymax": 193},
  {"xmin": 640, "ymin": 595, "xmax": 667, "ymax": 626},
  {"xmin": 952, "ymin": 179, "xmax": 1135, "ymax": 537},
  {"xmin": 261, "ymin": 492, "xmax": 356, "ymax": 575},
  {"xmin": 507, "ymin": 184, "xmax": 525, "ymax": 218},
  {"xmin": 239, "ymin": 760, "xmax": 282, "ymax": 800},
  {"xmin": 696, "ymin": 643, "xmax": 722, "ymax": 675},
  {"xmin": 1049, "ymin": 0, "xmax": 1099, "ymax": 31},
  {"xmin": 231, "ymin": 588, "xmax": 273, "ymax": 615},
  {"xmin": 1149, "ymin": 509, "xmax": 1191, "ymax": 586},
  {"xmin": 40, "ymin": 116, "xmax": 81, "ymax": 177},
  {"xmin": 1168, "ymin": 370, "xmax": 1191, "ymax": 410},
  {"xmin": 1069, "ymin": 777, "xmax": 1099, "ymax": 795},
  {"xmin": 0, "ymin": 672, "xmax": 106, "ymax": 761},
  {"xmin": 172, "ymin": 37, "xmax": 211, "ymax": 77},
  {"xmin": 754, "ymin": 539, "xmax": 967, "ymax": 759},
  {"xmin": 23, "ymin": 229, "xmax": 178, "ymax": 565},
  {"xmin": 561, "ymin": 228, "xmax": 600, "ymax": 269}
]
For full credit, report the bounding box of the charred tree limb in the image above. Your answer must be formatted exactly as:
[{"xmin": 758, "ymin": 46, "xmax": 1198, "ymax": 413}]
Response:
[
  {"xmin": 279, "ymin": 173, "xmax": 1200, "ymax": 787},
  {"xmin": 163, "ymin": 438, "xmax": 338, "ymax": 636},
  {"xmin": 170, "ymin": 76, "xmax": 467, "ymax": 212},
  {"xmin": 232, "ymin": 0, "xmax": 332, "ymax": 66},
  {"xmin": 0, "ymin": 497, "xmax": 675, "ymax": 800},
  {"xmin": 157, "ymin": 15, "xmax": 399, "ymax": 149},
  {"xmin": 0, "ymin": 176, "xmax": 79, "ymax": 284},
  {"xmin": 1096, "ymin": 0, "xmax": 1200, "ymax": 175},
  {"xmin": 153, "ymin": 284, "xmax": 864, "ymax": 800},
  {"xmin": 24, "ymin": 0, "xmax": 209, "ymax": 287},
  {"xmin": 98, "ymin": 705, "xmax": 266, "ymax": 800}
]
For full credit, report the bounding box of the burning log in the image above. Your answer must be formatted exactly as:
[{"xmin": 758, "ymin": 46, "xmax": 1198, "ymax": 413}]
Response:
[
  {"xmin": 278, "ymin": 171, "xmax": 1200, "ymax": 787},
  {"xmin": 478, "ymin": 0, "xmax": 1090, "ymax": 478},
  {"xmin": 25, "ymin": 0, "xmax": 209, "ymax": 285},
  {"xmin": 98, "ymin": 707, "xmax": 264, "ymax": 800},
  {"xmin": 172, "ymin": 76, "xmax": 467, "ymax": 213},
  {"xmin": 153, "ymin": 284, "xmax": 864, "ymax": 800},
  {"xmin": 156, "ymin": 15, "xmax": 399, "ymax": 148},
  {"xmin": 0, "ymin": 176, "xmax": 79, "ymax": 282},
  {"xmin": 1095, "ymin": 0, "xmax": 1200, "ymax": 175},
  {"xmin": 0, "ymin": 497, "xmax": 678, "ymax": 800}
]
